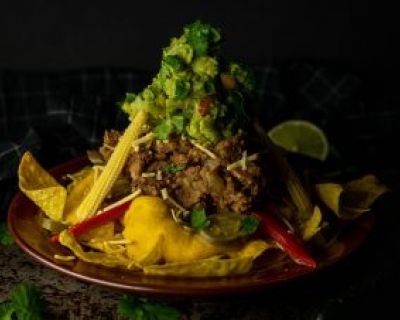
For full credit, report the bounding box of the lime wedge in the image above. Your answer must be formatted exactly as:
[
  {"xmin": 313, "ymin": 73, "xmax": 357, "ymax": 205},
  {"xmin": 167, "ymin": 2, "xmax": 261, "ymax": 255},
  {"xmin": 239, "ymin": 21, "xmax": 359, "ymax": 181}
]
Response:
[{"xmin": 267, "ymin": 120, "xmax": 329, "ymax": 161}]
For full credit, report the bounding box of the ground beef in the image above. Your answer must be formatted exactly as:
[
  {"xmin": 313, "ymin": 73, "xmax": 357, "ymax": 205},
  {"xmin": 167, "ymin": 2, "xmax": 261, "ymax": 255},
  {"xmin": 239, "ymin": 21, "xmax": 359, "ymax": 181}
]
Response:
[
  {"xmin": 99, "ymin": 132, "xmax": 266, "ymax": 214},
  {"xmin": 99, "ymin": 130, "xmax": 121, "ymax": 161}
]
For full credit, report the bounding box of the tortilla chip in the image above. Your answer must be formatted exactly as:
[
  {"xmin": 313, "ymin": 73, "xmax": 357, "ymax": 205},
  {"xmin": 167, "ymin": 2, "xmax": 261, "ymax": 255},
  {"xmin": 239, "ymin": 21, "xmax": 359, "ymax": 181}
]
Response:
[
  {"xmin": 343, "ymin": 175, "xmax": 389, "ymax": 209},
  {"xmin": 143, "ymin": 240, "xmax": 270, "ymax": 277},
  {"xmin": 85, "ymin": 241, "xmax": 126, "ymax": 255},
  {"xmin": 123, "ymin": 196, "xmax": 222, "ymax": 264},
  {"xmin": 77, "ymin": 221, "xmax": 115, "ymax": 242},
  {"xmin": 301, "ymin": 206, "xmax": 323, "ymax": 241},
  {"xmin": 18, "ymin": 152, "xmax": 67, "ymax": 221},
  {"xmin": 316, "ymin": 175, "xmax": 389, "ymax": 219},
  {"xmin": 63, "ymin": 169, "xmax": 96, "ymax": 225},
  {"xmin": 59, "ymin": 230, "xmax": 139, "ymax": 269}
]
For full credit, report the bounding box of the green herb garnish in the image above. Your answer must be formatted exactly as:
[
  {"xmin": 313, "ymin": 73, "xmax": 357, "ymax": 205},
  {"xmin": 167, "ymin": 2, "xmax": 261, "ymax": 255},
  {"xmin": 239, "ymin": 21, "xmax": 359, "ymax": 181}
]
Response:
[
  {"xmin": 190, "ymin": 208, "xmax": 210, "ymax": 230},
  {"xmin": 117, "ymin": 295, "xmax": 181, "ymax": 320},
  {"xmin": 0, "ymin": 283, "xmax": 45, "ymax": 320},
  {"xmin": 163, "ymin": 55, "xmax": 185, "ymax": 72},
  {"xmin": 163, "ymin": 164, "xmax": 187, "ymax": 174},
  {"xmin": 0, "ymin": 222, "xmax": 13, "ymax": 246},
  {"xmin": 153, "ymin": 115, "xmax": 185, "ymax": 140},
  {"xmin": 125, "ymin": 93, "xmax": 137, "ymax": 104},
  {"xmin": 185, "ymin": 20, "xmax": 221, "ymax": 57},
  {"xmin": 240, "ymin": 216, "xmax": 260, "ymax": 235}
]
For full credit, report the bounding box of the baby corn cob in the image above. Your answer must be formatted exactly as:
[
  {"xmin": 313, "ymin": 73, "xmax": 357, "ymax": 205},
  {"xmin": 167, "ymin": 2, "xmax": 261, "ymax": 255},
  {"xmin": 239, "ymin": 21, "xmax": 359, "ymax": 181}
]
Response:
[{"xmin": 76, "ymin": 111, "xmax": 147, "ymax": 222}]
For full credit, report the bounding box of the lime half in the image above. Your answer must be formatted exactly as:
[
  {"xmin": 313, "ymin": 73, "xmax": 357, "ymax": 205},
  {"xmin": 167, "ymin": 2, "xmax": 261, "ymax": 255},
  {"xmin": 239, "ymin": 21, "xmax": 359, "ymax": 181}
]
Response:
[{"xmin": 267, "ymin": 120, "xmax": 329, "ymax": 161}]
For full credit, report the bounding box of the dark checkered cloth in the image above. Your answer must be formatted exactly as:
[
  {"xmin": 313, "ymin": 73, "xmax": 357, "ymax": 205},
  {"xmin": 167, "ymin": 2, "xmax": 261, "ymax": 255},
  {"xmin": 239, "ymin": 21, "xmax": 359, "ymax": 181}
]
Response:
[{"xmin": 0, "ymin": 63, "xmax": 397, "ymax": 217}]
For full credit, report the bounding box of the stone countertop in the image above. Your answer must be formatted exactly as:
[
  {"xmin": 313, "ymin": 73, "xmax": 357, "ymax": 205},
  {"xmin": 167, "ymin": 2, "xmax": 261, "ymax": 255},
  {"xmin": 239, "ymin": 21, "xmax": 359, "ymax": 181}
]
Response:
[{"xmin": 1, "ymin": 171, "xmax": 400, "ymax": 320}]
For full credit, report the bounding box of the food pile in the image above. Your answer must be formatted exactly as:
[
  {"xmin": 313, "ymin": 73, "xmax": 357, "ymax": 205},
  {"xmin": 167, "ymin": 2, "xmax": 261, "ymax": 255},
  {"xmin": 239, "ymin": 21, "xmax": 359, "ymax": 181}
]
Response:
[{"xmin": 17, "ymin": 21, "xmax": 388, "ymax": 277}]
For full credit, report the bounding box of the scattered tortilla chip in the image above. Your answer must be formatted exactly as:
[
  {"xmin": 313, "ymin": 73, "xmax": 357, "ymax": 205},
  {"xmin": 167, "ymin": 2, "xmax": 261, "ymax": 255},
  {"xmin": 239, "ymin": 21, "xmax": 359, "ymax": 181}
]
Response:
[
  {"xmin": 302, "ymin": 206, "xmax": 323, "ymax": 241},
  {"xmin": 316, "ymin": 175, "xmax": 389, "ymax": 219},
  {"xmin": 18, "ymin": 152, "xmax": 67, "ymax": 221},
  {"xmin": 59, "ymin": 230, "xmax": 139, "ymax": 269},
  {"xmin": 343, "ymin": 175, "xmax": 389, "ymax": 209},
  {"xmin": 143, "ymin": 240, "xmax": 270, "ymax": 277}
]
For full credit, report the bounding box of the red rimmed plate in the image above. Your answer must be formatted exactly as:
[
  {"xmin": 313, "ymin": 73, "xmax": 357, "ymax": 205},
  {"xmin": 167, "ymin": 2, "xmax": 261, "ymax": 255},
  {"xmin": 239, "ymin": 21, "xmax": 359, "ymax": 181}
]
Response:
[{"xmin": 7, "ymin": 156, "xmax": 375, "ymax": 298}]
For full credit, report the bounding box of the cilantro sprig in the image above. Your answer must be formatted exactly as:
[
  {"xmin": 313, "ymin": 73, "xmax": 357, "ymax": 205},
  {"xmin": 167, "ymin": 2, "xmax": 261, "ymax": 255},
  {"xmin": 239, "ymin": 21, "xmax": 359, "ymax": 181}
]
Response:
[
  {"xmin": 163, "ymin": 164, "xmax": 187, "ymax": 174},
  {"xmin": 190, "ymin": 208, "xmax": 210, "ymax": 230},
  {"xmin": 0, "ymin": 222, "xmax": 14, "ymax": 246},
  {"xmin": 117, "ymin": 295, "xmax": 181, "ymax": 320},
  {"xmin": 0, "ymin": 283, "xmax": 45, "ymax": 320},
  {"xmin": 240, "ymin": 215, "xmax": 260, "ymax": 235}
]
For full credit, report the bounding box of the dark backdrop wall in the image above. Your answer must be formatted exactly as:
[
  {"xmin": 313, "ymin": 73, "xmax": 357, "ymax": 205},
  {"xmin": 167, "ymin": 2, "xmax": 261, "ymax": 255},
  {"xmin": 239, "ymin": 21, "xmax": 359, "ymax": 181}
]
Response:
[{"xmin": 1, "ymin": 0, "xmax": 399, "ymax": 73}]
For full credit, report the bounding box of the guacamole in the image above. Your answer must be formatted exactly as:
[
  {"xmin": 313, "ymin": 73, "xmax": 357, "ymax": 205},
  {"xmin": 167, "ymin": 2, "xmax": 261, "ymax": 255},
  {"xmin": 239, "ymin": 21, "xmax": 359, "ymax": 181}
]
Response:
[{"xmin": 121, "ymin": 20, "xmax": 255, "ymax": 144}]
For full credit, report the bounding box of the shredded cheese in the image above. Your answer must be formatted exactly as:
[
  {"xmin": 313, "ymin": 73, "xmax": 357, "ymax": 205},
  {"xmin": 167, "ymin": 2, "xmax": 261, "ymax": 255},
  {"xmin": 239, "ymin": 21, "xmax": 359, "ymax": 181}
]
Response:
[
  {"xmin": 227, "ymin": 153, "xmax": 258, "ymax": 171},
  {"xmin": 190, "ymin": 140, "xmax": 217, "ymax": 159},
  {"xmin": 281, "ymin": 215, "xmax": 295, "ymax": 233},
  {"xmin": 241, "ymin": 150, "xmax": 248, "ymax": 170},
  {"xmin": 156, "ymin": 170, "xmax": 162, "ymax": 181},
  {"xmin": 141, "ymin": 172, "xmax": 156, "ymax": 178},
  {"xmin": 170, "ymin": 208, "xmax": 179, "ymax": 222},
  {"xmin": 161, "ymin": 188, "xmax": 168, "ymax": 200},
  {"xmin": 160, "ymin": 188, "xmax": 187, "ymax": 212},
  {"xmin": 54, "ymin": 254, "xmax": 76, "ymax": 261},
  {"xmin": 104, "ymin": 239, "xmax": 132, "ymax": 245},
  {"xmin": 132, "ymin": 132, "xmax": 154, "ymax": 148},
  {"xmin": 95, "ymin": 189, "xmax": 142, "ymax": 215}
]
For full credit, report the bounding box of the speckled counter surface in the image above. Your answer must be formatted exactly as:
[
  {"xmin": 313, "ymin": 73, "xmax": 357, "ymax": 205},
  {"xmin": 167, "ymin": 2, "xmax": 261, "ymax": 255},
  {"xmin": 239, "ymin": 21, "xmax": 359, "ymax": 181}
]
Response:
[{"xmin": 1, "ymin": 171, "xmax": 400, "ymax": 320}]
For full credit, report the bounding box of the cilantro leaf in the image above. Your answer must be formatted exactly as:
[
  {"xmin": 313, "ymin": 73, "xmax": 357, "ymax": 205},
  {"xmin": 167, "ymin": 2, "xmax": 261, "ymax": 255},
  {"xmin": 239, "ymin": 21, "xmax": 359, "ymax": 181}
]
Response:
[
  {"xmin": 0, "ymin": 222, "xmax": 14, "ymax": 246},
  {"xmin": 117, "ymin": 295, "xmax": 181, "ymax": 320},
  {"xmin": 190, "ymin": 208, "xmax": 210, "ymax": 230},
  {"xmin": 10, "ymin": 283, "xmax": 44, "ymax": 320},
  {"xmin": 1, "ymin": 283, "xmax": 45, "ymax": 320},
  {"xmin": 240, "ymin": 216, "xmax": 260, "ymax": 235},
  {"xmin": 0, "ymin": 302, "xmax": 14, "ymax": 320},
  {"xmin": 163, "ymin": 164, "xmax": 186, "ymax": 174}
]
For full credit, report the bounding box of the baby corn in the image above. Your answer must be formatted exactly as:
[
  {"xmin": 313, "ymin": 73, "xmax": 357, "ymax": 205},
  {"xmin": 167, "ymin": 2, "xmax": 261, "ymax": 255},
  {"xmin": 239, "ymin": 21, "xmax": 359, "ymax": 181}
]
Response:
[{"xmin": 76, "ymin": 111, "xmax": 147, "ymax": 222}]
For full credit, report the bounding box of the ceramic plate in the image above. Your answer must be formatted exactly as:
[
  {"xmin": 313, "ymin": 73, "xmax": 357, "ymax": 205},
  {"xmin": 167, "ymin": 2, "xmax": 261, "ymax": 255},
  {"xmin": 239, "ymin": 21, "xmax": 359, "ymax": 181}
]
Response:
[{"xmin": 7, "ymin": 156, "xmax": 375, "ymax": 298}]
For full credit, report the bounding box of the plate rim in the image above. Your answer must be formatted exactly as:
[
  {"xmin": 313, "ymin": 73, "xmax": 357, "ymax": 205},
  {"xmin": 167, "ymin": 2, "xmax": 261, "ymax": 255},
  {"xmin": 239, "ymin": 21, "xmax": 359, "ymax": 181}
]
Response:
[{"xmin": 7, "ymin": 156, "xmax": 375, "ymax": 297}]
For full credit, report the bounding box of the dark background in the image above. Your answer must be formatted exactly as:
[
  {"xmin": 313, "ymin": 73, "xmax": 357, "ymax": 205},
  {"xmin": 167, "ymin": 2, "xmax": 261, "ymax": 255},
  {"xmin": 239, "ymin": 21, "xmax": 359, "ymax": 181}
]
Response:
[
  {"xmin": 1, "ymin": 0, "xmax": 399, "ymax": 71},
  {"xmin": 1, "ymin": 1, "xmax": 400, "ymax": 319},
  {"xmin": 2, "ymin": 0, "xmax": 399, "ymax": 114}
]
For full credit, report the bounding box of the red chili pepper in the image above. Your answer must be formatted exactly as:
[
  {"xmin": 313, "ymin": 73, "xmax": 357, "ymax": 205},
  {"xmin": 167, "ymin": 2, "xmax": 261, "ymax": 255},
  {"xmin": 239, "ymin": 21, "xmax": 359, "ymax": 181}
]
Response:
[
  {"xmin": 50, "ymin": 200, "xmax": 132, "ymax": 243},
  {"xmin": 252, "ymin": 212, "xmax": 317, "ymax": 269}
]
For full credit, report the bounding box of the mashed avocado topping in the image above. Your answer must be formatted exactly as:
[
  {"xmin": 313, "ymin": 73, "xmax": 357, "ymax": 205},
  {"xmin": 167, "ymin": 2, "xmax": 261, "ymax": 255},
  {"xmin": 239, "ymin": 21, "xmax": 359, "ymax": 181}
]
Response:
[{"xmin": 121, "ymin": 20, "xmax": 255, "ymax": 144}]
